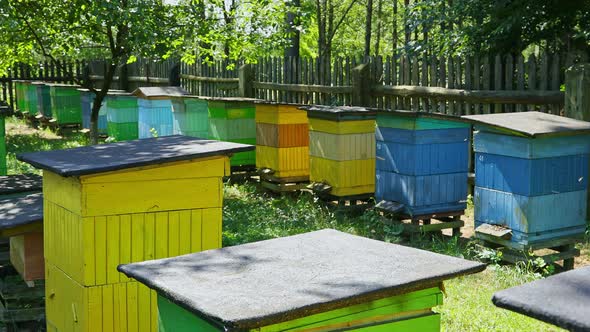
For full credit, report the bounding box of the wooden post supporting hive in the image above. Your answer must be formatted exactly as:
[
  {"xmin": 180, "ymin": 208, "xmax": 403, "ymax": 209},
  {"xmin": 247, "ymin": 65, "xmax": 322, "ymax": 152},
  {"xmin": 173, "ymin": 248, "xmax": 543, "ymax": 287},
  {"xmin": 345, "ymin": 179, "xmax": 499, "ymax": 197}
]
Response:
[
  {"xmin": 46, "ymin": 83, "xmax": 83, "ymax": 126},
  {"xmin": 255, "ymin": 102, "xmax": 309, "ymax": 191},
  {"xmin": 303, "ymin": 105, "xmax": 376, "ymax": 208},
  {"xmin": 171, "ymin": 96, "xmax": 209, "ymax": 139},
  {"xmin": 208, "ymin": 97, "xmax": 258, "ymax": 169},
  {"xmin": 119, "ymin": 229, "xmax": 485, "ymax": 332},
  {"xmin": 375, "ymin": 110, "xmax": 470, "ymax": 234},
  {"xmin": 464, "ymin": 112, "xmax": 590, "ymax": 269},
  {"xmin": 17, "ymin": 136, "xmax": 254, "ymax": 332},
  {"xmin": 133, "ymin": 87, "xmax": 188, "ymax": 139},
  {"xmin": 105, "ymin": 92, "xmax": 139, "ymax": 141}
]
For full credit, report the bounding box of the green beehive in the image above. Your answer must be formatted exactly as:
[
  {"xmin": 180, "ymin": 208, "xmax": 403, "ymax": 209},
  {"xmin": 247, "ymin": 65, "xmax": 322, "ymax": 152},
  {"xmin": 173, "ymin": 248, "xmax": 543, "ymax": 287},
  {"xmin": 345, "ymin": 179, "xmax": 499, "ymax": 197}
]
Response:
[
  {"xmin": 119, "ymin": 230, "xmax": 484, "ymax": 332},
  {"xmin": 105, "ymin": 92, "xmax": 139, "ymax": 141},
  {"xmin": 47, "ymin": 83, "xmax": 82, "ymax": 125},
  {"xmin": 33, "ymin": 82, "xmax": 53, "ymax": 119},
  {"xmin": 25, "ymin": 82, "xmax": 40, "ymax": 117},
  {"xmin": 13, "ymin": 80, "xmax": 29, "ymax": 114},
  {"xmin": 172, "ymin": 96, "xmax": 209, "ymax": 139},
  {"xmin": 208, "ymin": 97, "xmax": 258, "ymax": 168},
  {"xmin": 0, "ymin": 105, "xmax": 9, "ymax": 175}
]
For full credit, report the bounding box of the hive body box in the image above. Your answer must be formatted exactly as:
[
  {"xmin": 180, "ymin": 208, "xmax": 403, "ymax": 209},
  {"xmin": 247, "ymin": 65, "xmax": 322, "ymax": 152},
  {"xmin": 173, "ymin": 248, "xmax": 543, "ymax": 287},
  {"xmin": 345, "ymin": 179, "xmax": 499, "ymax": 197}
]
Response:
[
  {"xmin": 134, "ymin": 87, "xmax": 189, "ymax": 139},
  {"xmin": 79, "ymin": 89, "xmax": 109, "ymax": 135},
  {"xmin": 0, "ymin": 106, "xmax": 8, "ymax": 175},
  {"xmin": 256, "ymin": 102, "xmax": 309, "ymax": 179},
  {"xmin": 119, "ymin": 230, "xmax": 485, "ymax": 332},
  {"xmin": 464, "ymin": 112, "xmax": 590, "ymax": 246},
  {"xmin": 375, "ymin": 111, "xmax": 470, "ymax": 216},
  {"xmin": 14, "ymin": 80, "xmax": 29, "ymax": 114},
  {"xmin": 47, "ymin": 83, "xmax": 82, "ymax": 125},
  {"xmin": 304, "ymin": 106, "xmax": 376, "ymax": 197},
  {"xmin": 209, "ymin": 98, "xmax": 257, "ymax": 167},
  {"xmin": 171, "ymin": 96, "xmax": 209, "ymax": 139},
  {"xmin": 35, "ymin": 82, "xmax": 53, "ymax": 119},
  {"xmin": 1, "ymin": 193, "xmax": 45, "ymax": 282},
  {"xmin": 17, "ymin": 136, "xmax": 254, "ymax": 332},
  {"xmin": 25, "ymin": 81, "xmax": 40, "ymax": 117},
  {"xmin": 105, "ymin": 92, "xmax": 139, "ymax": 141}
]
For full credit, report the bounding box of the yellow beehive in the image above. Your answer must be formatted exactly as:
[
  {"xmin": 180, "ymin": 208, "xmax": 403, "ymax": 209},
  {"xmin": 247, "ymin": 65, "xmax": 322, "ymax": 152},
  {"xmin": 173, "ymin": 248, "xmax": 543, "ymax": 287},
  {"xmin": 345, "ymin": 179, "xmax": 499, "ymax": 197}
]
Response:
[
  {"xmin": 255, "ymin": 102, "xmax": 309, "ymax": 180},
  {"xmin": 17, "ymin": 136, "xmax": 253, "ymax": 332},
  {"xmin": 305, "ymin": 106, "xmax": 376, "ymax": 197}
]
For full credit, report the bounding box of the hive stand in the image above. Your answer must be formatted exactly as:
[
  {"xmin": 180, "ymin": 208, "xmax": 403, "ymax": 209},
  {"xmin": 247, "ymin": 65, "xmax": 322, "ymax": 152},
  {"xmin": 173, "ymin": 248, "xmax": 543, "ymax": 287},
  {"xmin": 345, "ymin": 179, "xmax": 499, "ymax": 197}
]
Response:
[
  {"xmin": 0, "ymin": 175, "xmax": 44, "ymax": 331},
  {"xmin": 376, "ymin": 201, "xmax": 464, "ymax": 236},
  {"xmin": 17, "ymin": 136, "xmax": 254, "ymax": 332},
  {"xmin": 493, "ymin": 266, "xmax": 590, "ymax": 331},
  {"xmin": 464, "ymin": 112, "xmax": 590, "ymax": 269},
  {"xmin": 256, "ymin": 102, "xmax": 310, "ymax": 193},
  {"xmin": 119, "ymin": 229, "xmax": 485, "ymax": 332}
]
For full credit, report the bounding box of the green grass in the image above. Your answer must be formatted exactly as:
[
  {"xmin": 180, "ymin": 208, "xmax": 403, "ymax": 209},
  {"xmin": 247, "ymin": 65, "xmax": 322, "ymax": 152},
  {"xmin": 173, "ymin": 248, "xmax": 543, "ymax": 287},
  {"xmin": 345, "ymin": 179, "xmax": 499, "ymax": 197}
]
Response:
[{"xmin": 5, "ymin": 116, "xmax": 575, "ymax": 332}]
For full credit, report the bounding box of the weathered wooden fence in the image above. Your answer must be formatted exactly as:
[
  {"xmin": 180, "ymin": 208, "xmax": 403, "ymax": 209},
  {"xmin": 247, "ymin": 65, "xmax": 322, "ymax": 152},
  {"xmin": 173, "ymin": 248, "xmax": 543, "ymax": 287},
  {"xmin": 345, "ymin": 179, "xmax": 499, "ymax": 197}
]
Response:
[{"xmin": 2, "ymin": 51, "xmax": 588, "ymax": 115}]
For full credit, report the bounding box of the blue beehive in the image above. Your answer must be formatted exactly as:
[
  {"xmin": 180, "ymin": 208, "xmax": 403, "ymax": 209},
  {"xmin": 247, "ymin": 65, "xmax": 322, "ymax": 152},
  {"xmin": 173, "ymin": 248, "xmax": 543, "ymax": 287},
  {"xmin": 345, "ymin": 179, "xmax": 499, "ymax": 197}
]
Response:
[
  {"xmin": 133, "ymin": 87, "xmax": 189, "ymax": 139},
  {"xmin": 79, "ymin": 89, "xmax": 109, "ymax": 134},
  {"xmin": 375, "ymin": 110, "xmax": 470, "ymax": 216},
  {"xmin": 464, "ymin": 111, "xmax": 590, "ymax": 246}
]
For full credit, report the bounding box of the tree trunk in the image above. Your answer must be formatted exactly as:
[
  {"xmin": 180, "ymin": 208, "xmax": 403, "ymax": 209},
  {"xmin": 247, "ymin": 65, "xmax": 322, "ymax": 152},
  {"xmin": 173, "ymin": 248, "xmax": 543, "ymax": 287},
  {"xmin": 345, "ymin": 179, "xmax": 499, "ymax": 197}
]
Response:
[
  {"xmin": 285, "ymin": 0, "xmax": 301, "ymax": 57},
  {"xmin": 392, "ymin": 0, "xmax": 398, "ymax": 56},
  {"xmin": 374, "ymin": 0, "xmax": 383, "ymax": 56},
  {"xmin": 364, "ymin": 0, "xmax": 373, "ymax": 57},
  {"xmin": 89, "ymin": 61, "xmax": 117, "ymax": 144}
]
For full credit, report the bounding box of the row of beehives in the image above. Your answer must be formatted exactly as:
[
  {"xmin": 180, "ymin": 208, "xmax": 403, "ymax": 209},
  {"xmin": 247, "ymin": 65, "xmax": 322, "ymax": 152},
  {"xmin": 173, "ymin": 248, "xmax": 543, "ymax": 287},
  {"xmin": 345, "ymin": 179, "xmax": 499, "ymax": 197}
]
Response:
[
  {"xmin": 11, "ymin": 81, "xmax": 590, "ymax": 249},
  {"xmin": 1, "ymin": 119, "xmax": 588, "ymax": 332}
]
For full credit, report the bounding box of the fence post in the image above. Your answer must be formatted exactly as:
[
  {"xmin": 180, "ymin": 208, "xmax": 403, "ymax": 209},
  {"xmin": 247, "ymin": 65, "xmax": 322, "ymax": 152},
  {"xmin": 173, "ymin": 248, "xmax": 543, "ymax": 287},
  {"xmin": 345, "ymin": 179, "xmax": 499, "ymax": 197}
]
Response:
[
  {"xmin": 352, "ymin": 63, "xmax": 371, "ymax": 106},
  {"xmin": 239, "ymin": 64, "xmax": 254, "ymax": 98},
  {"xmin": 565, "ymin": 63, "xmax": 590, "ymax": 220},
  {"xmin": 169, "ymin": 61, "xmax": 181, "ymax": 87}
]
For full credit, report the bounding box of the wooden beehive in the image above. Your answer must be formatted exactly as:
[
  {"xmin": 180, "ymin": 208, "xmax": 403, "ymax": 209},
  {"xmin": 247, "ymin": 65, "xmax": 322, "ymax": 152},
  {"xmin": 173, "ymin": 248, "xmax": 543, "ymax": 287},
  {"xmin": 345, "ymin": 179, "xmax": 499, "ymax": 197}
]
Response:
[
  {"xmin": 375, "ymin": 110, "xmax": 470, "ymax": 216},
  {"xmin": 133, "ymin": 87, "xmax": 188, "ymax": 139},
  {"xmin": 119, "ymin": 229, "xmax": 485, "ymax": 332},
  {"xmin": 304, "ymin": 105, "xmax": 376, "ymax": 197},
  {"xmin": 13, "ymin": 80, "xmax": 29, "ymax": 114},
  {"xmin": 17, "ymin": 136, "xmax": 254, "ymax": 332},
  {"xmin": 25, "ymin": 82, "xmax": 40, "ymax": 117},
  {"xmin": 464, "ymin": 112, "xmax": 590, "ymax": 246},
  {"xmin": 46, "ymin": 83, "xmax": 82, "ymax": 125},
  {"xmin": 34, "ymin": 82, "xmax": 53, "ymax": 119},
  {"xmin": 105, "ymin": 91, "xmax": 139, "ymax": 141},
  {"xmin": 79, "ymin": 89, "xmax": 120, "ymax": 134},
  {"xmin": 255, "ymin": 102, "xmax": 309, "ymax": 180},
  {"xmin": 208, "ymin": 97, "xmax": 258, "ymax": 168},
  {"xmin": 171, "ymin": 96, "xmax": 209, "ymax": 139},
  {"xmin": 0, "ymin": 193, "xmax": 44, "ymax": 282}
]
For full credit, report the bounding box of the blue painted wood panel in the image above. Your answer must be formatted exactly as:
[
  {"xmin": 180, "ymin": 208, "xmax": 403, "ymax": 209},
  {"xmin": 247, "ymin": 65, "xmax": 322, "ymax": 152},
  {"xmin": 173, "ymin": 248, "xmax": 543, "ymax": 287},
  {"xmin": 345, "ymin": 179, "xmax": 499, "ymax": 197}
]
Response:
[
  {"xmin": 376, "ymin": 127, "xmax": 469, "ymax": 145},
  {"xmin": 138, "ymin": 99, "xmax": 174, "ymax": 138},
  {"xmin": 473, "ymin": 131, "xmax": 590, "ymax": 159},
  {"xmin": 376, "ymin": 140, "xmax": 468, "ymax": 175},
  {"xmin": 376, "ymin": 170, "xmax": 467, "ymax": 215},
  {"xmin": 474, "ymin": 187, "xmax": 587, "ymax": 244},
  {"xmin": 475, "ymin": 153, "xmax": 589, "ymax": 196}
]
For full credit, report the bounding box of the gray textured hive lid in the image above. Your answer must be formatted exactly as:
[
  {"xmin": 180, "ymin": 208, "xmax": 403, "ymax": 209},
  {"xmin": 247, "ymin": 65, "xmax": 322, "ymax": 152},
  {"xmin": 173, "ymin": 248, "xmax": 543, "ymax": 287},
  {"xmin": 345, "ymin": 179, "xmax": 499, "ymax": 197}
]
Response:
[
  {"xmin": 132, "ymin": 86, "xmax": 189, "ymax": 99},
  {"xmin": 0, "ymin": 175, "xmax": 42, "ymax": 195},
  {"xmin": 0, "ymin": 105, "xmax": 9, "ymax": 115},
  {"xmin": 493, "ymin": 266, "xmax": 590, "ymax": 331},
  {"xmin": 302, "ymin": 105, "xmax": 377, "ymax": 121},
  {"xmin": 253, "ymin": 100, "xmax": 304, "ymax": 107},
  {"xmin": 0, "ymin": 193, "xmax": 43, "ymax": 231},
  {"xmin": 118, "ymin": 229, "xmax": 485, "ymax": 331},
  {"xmin": 17, "ymin": 135, "xmax": 254, "ymax": 177},
  {"xmin": 206, "ymin": 97, "xmax": 259, "ymax": 102},
  {"xmin": 463, "ymin": 111, "xmax": 590, "ymax": 137},
  {"xmin": 43, "ymin": 83, "xmax": 80, "ymax": 88}
]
